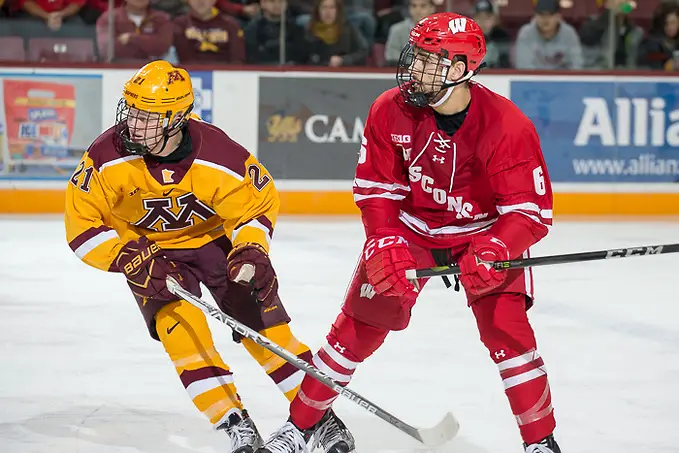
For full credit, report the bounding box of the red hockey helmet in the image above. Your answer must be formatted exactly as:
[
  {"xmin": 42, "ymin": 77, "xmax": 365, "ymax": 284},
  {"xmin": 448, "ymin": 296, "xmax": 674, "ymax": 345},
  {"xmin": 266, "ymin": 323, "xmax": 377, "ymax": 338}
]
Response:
[{"xmin": 396, "ymin": 12, "xmax": 487, "ymax": 107}]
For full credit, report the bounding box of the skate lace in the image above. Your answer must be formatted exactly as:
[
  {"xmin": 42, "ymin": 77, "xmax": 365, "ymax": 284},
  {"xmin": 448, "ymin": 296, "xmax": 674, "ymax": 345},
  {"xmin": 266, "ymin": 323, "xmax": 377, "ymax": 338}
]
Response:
[
  {"xmin": 228, "ymin": 419, "xmax": 259, "ymax": 451},
  {"xmin": 311, "ymin": 416, "xmax": 345, "ymax": 452},
  {"xmin": 525, "ymin": 442, "xmax": 555, "ymax": 453},
  {"xmin": 264, "ymin": 422, "xmax": 309, "ymax": 453}
]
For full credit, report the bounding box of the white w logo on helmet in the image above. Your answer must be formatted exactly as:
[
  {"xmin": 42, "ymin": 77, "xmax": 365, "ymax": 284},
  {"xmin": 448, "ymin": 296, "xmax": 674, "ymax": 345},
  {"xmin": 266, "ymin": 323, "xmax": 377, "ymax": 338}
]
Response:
[{"xmin": 448, "ymin": 18, "xmax": 467, "ymax": 34}]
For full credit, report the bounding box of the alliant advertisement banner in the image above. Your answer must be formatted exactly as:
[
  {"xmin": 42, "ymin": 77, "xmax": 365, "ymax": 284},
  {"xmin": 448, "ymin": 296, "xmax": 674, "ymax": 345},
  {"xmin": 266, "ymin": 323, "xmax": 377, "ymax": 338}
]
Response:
[
  {"xmin": 0, "ymin": 73, "xmax": 103, "ymax": 178},
  {"xmin": 511, "ymin": 79, "xmax": 679, "ymax": 183},
  {"xmin": 257, "ymin": 76, "xmax": 395, "ymax": 180}
]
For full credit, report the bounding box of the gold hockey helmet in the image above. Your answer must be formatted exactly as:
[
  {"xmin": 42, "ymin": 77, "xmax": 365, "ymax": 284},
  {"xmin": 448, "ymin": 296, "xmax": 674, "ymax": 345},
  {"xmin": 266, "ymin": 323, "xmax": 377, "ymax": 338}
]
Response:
[{"xmin": 114, "ymin": 61, "xmax": 194, "ymax": 156}]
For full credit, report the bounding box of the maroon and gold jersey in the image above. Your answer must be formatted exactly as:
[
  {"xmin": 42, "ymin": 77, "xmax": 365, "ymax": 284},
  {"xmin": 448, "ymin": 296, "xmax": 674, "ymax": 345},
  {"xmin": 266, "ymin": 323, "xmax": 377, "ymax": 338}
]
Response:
[{"xmin": 65, "ymin": 119, "xmax": 277, "ymax": 272}]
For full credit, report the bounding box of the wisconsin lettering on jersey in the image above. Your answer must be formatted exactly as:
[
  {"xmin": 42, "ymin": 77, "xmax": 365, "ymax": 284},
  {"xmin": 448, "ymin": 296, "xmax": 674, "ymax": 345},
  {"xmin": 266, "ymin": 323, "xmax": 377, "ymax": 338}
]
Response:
[
  {"xmin": 408, "ymin": 165, "xmax": 474, "ymax": 219},
  {"xmin": 134, "ymin": 193, "xmax": 217, "ymax": 232}
]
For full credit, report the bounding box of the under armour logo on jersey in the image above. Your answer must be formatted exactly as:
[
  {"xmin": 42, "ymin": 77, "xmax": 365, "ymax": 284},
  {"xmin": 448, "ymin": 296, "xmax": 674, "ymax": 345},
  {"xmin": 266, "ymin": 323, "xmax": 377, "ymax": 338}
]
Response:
[
  {"xmin": 334, "ymin": 342, "xmax": 346, "ymax": 354},
  {"xmin": 360, "ymin": 283, "xmax": 376, "ymax": 299},
  {"xmin": 432, "ymin": 155, "xmax": 445, "ymax": 164},
  {"xmin": 433, "ymin": 133, "xmax": 451, "ymax": 154},
  {"xmin": 448, "ymin": 17, "xmax": 467, "ymax": 34},
  {"xmin": 494, "ymin": 350, "xmax": 506, "ymax": 360}
]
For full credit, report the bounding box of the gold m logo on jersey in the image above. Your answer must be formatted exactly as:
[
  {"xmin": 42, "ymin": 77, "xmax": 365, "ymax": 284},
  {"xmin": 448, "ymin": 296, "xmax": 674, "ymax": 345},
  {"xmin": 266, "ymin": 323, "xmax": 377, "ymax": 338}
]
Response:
[
  {"xmin": 266, "ymin": 114, "xmax": 302, "ymax": 143},
  {"xmin": 134, "ymin": 193, "xmax": 216, "ymax": 232}
]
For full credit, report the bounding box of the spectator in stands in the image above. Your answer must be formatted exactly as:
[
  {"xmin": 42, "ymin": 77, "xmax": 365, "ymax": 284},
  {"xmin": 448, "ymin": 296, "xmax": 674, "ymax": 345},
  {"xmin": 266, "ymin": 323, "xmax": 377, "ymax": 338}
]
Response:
[
  {"xmin": 96, "ymin": 0, "xmax": 172, "ymax": 62},
  {"xmin": 374, "ymin": 0, "xmax": 404, "ymax": 45},
  {"xmin": 472, "ymin": 0, "xmax": 510, "ymax": 68},
  {"xmin": 294, "ymin": 0, "xmax": 376, "ymax": 47},
  {"xmin": 515, "ymin": 0, "xmax": 583, "ymax": 70},
  {"xmin": 244, "ymin": 0, "xmax": 306, "ymax": 64},
  {"xmin": 79, "ymin": 0, "xmax": 123, "ymax": 24},
  {"xmin": 341, "ymin": 0, "xmax": 376, "ymax": 46},
  {"xmin": 174, "ymin": 0, "xmax": 245, "ymax": 64},
  {"xmin": 150, "ymin": 0, "xmax": 186, "ymax": 17},
  {"xmin": 21, "ymin": 0, "xmax": 85, "ymax": 31},
  {"xmin": 579, "ymin": 0, "xmax": 643, "ymax": 69},
  {"xmin": 384, "ymin": 0, "xmax": 434, "ymax": 65},
  {"xmin": 298, "ymin": 0, "xmax": 368, "ymax": 66},
  {"xmin": 216, "ymin": 0, "xmax": 260, "ymax": 27},
  {"xmin": 638, "ymin": 2, "xmax": 679, "ymax": 70}
]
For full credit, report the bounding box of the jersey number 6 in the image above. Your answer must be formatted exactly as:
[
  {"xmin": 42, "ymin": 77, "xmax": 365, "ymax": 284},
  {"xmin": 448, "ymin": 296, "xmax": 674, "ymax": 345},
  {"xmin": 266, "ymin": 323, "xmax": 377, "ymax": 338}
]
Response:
[
  {"xmin": 533, "ymin": 166, "xmax": 546, "ymax": 196},
  {"xmin": 248, "ymin": 164, "xmax": 271, "ymax": 191}
]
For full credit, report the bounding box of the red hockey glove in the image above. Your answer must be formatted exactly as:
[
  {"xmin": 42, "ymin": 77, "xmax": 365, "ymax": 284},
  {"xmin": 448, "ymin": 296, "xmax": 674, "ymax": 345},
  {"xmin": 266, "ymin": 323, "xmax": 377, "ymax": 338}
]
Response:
[
  {"xmin": 115, "ymin": 237, "xmax": 183, "ymax": 300},
  {"xmin": 363, "ymin": 231, "xmax": 418, "ymax": 300},
  {"xmin": 458, "ymin": 235, "xmax": 510, "ymax": 296},
  {"xmin": 227, "ymin": 242, "xmax": 278, "ymax": 307}
]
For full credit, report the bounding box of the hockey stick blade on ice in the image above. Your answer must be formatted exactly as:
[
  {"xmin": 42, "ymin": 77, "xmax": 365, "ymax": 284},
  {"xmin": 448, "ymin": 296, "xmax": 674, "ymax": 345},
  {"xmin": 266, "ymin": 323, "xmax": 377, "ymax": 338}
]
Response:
[
  {"xmin": 405, "ymin": 242, "xmax": 679, "ymax": 279},
  {"xmin": 165, "ymin": 276, "xmax": 460, "ymax": 447}
]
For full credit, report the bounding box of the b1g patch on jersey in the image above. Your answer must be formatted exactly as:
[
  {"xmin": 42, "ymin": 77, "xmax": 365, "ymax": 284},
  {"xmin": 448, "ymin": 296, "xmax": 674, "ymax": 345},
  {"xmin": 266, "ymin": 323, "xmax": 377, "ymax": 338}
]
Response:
[{"xmin": 390, "ymin": 134, "xmax": 411, "ymax": 144}]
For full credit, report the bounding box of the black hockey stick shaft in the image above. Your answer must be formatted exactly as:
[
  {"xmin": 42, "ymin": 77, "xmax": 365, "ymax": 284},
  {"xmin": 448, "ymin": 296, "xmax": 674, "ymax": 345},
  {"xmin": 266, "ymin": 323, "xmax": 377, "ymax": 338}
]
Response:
[
  {"xmin": 405, "ymin": 243, "xmax": 679, "ymax": 279},
  {"xmin": 165, "ymin": 276, "xmax": 458, "ymax": 447}
]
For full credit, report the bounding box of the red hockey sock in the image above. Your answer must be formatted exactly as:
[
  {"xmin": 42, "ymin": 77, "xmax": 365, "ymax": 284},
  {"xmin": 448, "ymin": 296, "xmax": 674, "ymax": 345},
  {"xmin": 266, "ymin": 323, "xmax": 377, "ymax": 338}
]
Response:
[
  {"xmin": 290, "ymin": 313, "xmax": 389, "ymax": 429},
  {"xmin": 471, "ymin": 293, "xmax": 556, "ymax": 444}
]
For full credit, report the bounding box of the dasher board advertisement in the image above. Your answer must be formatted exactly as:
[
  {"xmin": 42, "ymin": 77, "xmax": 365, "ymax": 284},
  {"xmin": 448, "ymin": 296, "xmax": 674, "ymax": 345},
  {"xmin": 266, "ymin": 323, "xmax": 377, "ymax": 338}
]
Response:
[
  {"xmin": 257, "ymin": 76, "xmax": 394, "ymax": 180},
  {"xmin": 511, "ymin": 79, "xmax": 679, "ymax": 183},
  {"xmin": 0, "ymin": 73, "xmax": 103, "ymax": 178}
]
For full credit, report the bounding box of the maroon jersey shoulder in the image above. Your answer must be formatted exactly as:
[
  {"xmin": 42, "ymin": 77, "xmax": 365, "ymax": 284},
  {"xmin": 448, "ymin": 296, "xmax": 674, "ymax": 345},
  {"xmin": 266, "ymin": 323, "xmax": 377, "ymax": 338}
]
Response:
[
  {"xmin": 87, "ymin": 125, "xmax": 129, "ymax": 171},
  {"xmin": 189, "ymin": 119, "xmax": 250, "ymax": 178}
]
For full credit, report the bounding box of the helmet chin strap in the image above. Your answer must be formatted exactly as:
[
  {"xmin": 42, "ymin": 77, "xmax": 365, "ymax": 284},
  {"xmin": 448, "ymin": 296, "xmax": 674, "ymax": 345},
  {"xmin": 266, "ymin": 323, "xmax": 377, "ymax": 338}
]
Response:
[{"xmin": 429, "ymin": 69, "xmax": 475, "ymax": 108}]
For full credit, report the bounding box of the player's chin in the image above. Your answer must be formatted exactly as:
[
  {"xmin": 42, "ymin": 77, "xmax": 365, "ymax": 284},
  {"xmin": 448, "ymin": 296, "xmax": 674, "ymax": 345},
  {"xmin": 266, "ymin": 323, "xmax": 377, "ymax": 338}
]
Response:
[{"xmin": 425, "ymin": 89, "xmax": 446, "ymax": 105}]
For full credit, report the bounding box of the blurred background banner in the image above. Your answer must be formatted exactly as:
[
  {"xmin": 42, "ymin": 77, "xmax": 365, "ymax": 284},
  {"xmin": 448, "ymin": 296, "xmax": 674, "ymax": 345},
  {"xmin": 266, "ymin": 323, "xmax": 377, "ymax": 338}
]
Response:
[
  {"xmin": 0, "ymin": 72, "xmax": 103, "ymax": 178},
  {"xmin": 511, "ymin": 78, "xmax": 679, "ymax": 183},
  {"xmin": 189, "ymin": 70, "xmax": 213, "ymax": 124},
  {"xmin": 256, "ymin": 75, "xmax": 394, "ymax": 180}
]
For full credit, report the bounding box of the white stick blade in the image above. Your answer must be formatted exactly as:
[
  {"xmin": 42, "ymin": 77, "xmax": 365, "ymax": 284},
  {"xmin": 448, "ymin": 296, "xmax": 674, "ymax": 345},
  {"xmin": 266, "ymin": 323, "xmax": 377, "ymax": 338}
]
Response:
[{"xmin": 417, "ymin": 412, "xmax": 460, "ymax": 447}]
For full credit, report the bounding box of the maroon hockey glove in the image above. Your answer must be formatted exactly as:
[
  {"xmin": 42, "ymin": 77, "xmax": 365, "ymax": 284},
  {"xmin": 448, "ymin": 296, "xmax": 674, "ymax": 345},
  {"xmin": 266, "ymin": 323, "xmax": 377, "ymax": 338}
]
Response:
[
  {"xmin": 363, "ymin": 230, "xmax": 418, "ymax": 300},
  {"xmin": 115, "ymin": 237, "xmax": 183, "ymax": 300},
  {"xmin": 227, "ymin": 242, "xmax": 278, "ymax": 307},
  {"xmin": 458, "ymin": 235, "xmax": 510, "ymax": 296}
]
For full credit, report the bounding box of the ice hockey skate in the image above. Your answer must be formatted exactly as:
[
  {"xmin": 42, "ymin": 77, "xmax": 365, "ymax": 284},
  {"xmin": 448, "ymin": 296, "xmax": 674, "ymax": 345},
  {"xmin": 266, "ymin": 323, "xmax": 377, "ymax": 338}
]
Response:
[
  {"xmin": 256, "ymin": 420, "xmax": 313, "ymax": 453},
  {"xmin": 310, "ymin": 410, "xmax": 355, "ymax": 453},
  {"xmin": 524, "ymin": 434, "xmax": 561, "ymax": 453},
  {"xmin": 217, "ymin": 409, "xmax": 264, "ymax": 453}
]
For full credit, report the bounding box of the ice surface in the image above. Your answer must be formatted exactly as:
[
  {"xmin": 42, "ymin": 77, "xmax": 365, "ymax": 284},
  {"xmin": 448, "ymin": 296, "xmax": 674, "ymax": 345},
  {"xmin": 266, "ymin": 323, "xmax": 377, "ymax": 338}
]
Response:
[{"xmin": 1, "ymin": 216, "xmax": 678, "ymax": 453}]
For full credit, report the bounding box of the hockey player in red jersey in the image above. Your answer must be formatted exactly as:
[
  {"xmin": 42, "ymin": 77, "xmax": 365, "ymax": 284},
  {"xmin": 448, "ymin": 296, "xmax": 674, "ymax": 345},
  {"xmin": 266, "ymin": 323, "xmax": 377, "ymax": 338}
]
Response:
[{"xmin": 257, "ymin": 12, "xmax": 560, "ymax": 453}]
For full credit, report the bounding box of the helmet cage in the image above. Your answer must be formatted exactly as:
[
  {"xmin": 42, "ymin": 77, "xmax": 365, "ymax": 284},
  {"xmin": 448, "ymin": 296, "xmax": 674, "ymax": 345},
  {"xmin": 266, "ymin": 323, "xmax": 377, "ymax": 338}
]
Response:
[
  {"xmin": 114, "ymin": 98, "xmax": 193, "ymax": 156},
  {"xmin": 396, "ymin": 44, "xmax": 472, "ymax": 108}
]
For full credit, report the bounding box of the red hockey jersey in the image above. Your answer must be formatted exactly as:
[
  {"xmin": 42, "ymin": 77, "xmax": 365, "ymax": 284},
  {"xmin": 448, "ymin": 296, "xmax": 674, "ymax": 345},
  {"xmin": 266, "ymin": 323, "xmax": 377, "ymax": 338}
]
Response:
[{"xmin": 353, "ymin": 83, "xmax": 553, "ymax": 258}]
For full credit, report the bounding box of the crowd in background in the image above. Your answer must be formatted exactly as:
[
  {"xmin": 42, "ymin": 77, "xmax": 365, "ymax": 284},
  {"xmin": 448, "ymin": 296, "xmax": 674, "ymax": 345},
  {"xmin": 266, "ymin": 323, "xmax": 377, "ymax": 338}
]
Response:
[{"xmin": 1, "ymin": 0, "xmax": 678, "ymax": 71}]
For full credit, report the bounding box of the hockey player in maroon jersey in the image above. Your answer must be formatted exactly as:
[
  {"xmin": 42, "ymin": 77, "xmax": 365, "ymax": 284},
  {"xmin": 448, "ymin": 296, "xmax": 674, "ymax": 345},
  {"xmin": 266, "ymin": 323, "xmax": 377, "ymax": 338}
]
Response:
[{"xmin": 257, "ymin": 12, "xmax": 560, "ymax": 453}]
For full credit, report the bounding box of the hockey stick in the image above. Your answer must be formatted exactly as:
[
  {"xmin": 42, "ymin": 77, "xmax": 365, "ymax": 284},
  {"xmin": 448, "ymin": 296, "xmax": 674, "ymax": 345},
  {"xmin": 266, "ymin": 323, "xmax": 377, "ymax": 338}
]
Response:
[
  {"xmin": 405, "ymin": 242, "xmax": 679, "ymax": 279},
  {"xmin": 165, "ymin": 275, "xmax": 459, "ymax": 447}
]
